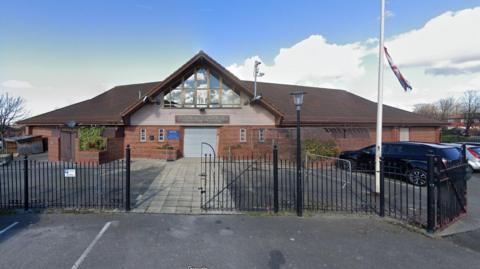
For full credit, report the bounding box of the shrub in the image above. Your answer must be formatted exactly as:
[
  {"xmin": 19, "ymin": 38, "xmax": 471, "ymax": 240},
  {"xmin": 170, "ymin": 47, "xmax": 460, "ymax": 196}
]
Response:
[
  {"xmin": 303, "ymin": 139, "xmax": 340, "ymax": 158},
  {"xmin": 441, "ymin": 134, "xmax": 480, "ymax": 143},
  {"xmin": 158, "ymin": 143, "xmax": 174, "ymax": 150},
  {"xmin": 79, "ymin": 127, "xmax": 107, "ymax": 151}
]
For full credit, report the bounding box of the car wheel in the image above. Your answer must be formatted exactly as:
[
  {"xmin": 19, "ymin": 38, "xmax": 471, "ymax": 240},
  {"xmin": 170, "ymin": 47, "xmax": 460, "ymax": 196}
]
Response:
[{"xmin": 406, "ymin": 168, "xmax": 427, "ymax": 186}]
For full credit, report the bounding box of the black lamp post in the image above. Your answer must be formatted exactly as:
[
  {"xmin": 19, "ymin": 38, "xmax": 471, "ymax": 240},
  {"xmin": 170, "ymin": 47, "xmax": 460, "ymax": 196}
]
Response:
[{"xmin": 291, "ymin": 91, "xmax": 305, "ymax": 217}]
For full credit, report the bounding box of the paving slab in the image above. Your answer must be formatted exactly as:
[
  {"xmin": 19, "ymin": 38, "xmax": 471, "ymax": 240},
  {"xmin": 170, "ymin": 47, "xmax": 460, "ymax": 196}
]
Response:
[{"xmin": 133, "ymin": 158, "xmax": 205, "ymax": 214}]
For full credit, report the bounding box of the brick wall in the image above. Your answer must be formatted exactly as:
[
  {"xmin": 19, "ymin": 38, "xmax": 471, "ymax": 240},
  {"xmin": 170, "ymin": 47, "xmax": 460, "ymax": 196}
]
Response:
[
  {"xmin": 217, "ymin": 126, "xmax": 440, "ymax": 160},
  {"xmin": 48, "ymin": 137, "xmax": 60, "ymax": 161},
  {"xmin": 29, "ymin": 126, "xmax": 127, "ymax": 163},
  {"xmin": 30, "ymin": 127, "xmax": 53, "ymax": 137},
  {"xmin": 28, "ymin": 125, "xmax": 441, "ymax": 162},
  {"xmin": 106, "ymin": 137, "xmax": 125, "ymax": 161},
  {"xmin": 409, "ymin": 127, "xmax": 441, "ymax": 143},
  {"xmin": 218, "ymin": 126, "xmax": 275, "ymax": 157},
  {"xmin": 74, "ymin": 137, "xmax": 125, "ymax": 164},
  {"xmin": 125, "ymin": 125, "xmax": 183, "ymax": 159}
]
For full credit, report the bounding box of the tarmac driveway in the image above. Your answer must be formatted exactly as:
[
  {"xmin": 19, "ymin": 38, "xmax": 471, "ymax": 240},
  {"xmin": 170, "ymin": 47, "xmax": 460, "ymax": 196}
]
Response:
[{"xmin": 1, "ymin": 213, "xmax": 479, "ymax": 269}]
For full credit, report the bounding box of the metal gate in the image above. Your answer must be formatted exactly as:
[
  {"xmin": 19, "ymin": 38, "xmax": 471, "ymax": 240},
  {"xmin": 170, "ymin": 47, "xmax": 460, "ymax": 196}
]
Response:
[
  {"xmin": 427, "ymin": 155, "xmax": 468, "ymax": 231},
  {"xmin": 199, "ymin": 145, "xmax": 469, "ymax": 233},
  {"xmin": 199, "ymin": 145, "xmax": 376, "ymax": 213}
]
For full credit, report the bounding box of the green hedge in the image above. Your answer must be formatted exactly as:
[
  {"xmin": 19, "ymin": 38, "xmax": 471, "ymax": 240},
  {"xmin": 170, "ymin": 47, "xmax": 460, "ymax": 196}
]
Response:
[
  {"xmin": 303, "ymin": 139, "xmax": 340, "ymax": 158},
  {"xmin": 79, "ymin": 127, "xmax": 107, "ymax": 151},
  {"xmin": 441, "ymin": 134, "xmax": 480, "ymax": 143}
]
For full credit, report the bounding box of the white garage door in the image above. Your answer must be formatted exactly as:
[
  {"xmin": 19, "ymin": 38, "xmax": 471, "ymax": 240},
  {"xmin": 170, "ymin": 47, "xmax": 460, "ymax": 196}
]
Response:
[{"xmin": 183, "ymin": 128, "xmax": 217, "ymax": 157}]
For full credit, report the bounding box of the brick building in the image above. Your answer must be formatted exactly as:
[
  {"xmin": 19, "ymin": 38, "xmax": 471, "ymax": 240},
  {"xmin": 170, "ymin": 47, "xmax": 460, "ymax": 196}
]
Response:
[{"xmin": 18, "ymin": 51, "xmax": 445, "ymax": 163}]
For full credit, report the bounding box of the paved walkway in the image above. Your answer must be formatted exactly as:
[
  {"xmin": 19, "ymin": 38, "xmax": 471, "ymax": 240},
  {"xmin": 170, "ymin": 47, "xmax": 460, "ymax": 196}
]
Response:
[{"xmin": 132, "ymin": 158, "xmax": 203, "ymax": 214}]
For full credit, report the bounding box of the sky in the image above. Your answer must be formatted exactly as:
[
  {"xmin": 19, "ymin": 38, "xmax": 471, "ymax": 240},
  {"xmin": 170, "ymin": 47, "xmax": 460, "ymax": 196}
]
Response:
[{"xmin": 1, "ymin": 0, "xmax": 480, "ymax": 117}]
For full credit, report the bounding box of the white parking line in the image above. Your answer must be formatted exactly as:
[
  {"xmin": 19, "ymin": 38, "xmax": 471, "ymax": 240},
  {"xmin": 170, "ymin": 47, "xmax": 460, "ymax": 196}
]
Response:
[
  {"xmin": 71, "ymin": 221, "xmax": 112, "ymax": 269},
  {"xmin": 0, "ymin": 222, "xmax": 19, "ymax": 235}
]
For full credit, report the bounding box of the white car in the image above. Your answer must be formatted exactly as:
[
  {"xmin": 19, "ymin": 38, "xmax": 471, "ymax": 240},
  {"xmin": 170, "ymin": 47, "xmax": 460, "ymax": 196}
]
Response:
[{"xmin": 443, "ymin": 143, "xmax": 480, "ymax": 171}]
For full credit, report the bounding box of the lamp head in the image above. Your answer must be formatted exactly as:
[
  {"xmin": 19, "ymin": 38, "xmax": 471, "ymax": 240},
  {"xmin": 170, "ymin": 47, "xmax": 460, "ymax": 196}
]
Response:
[{"xmin": 290, "ymin": 91, "xmax": 306, "ymax": 109}]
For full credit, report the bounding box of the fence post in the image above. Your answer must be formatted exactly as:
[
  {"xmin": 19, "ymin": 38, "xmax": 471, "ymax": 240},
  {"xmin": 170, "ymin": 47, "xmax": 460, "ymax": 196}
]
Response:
[
  {"xmin": 379, "ymin": 158, "xmax": 385, "ymax": 217},
  {"xmin": 427, "ymin": 155, "xmax": 436, "ymax": 233},
  {"xmin": 23, "ymin": 155, "xmax": 29, "ymax": 211},
  {"xmin": 273, "ymin": 145, "xmax": 279, "ymax": 213},
  {"xmin": 125, "ymin": 145, "xmax": 131, "ymax": 212}
]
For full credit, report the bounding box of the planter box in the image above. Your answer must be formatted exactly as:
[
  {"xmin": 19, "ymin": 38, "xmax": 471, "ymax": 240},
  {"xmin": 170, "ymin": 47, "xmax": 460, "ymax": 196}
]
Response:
[
  {"xmin": 159, "ymin": 149, "xmax": 178, "ymax": 161},
  {"xmin": 76, "ymin": 150, "xmax": 108, "ymax": 165}
]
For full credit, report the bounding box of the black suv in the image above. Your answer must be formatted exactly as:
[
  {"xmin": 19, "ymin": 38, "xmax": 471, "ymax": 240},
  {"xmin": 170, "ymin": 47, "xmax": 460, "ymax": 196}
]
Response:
[{"xmin": 339, "ymin": 142, "xmax": 463, "ymax": 185}]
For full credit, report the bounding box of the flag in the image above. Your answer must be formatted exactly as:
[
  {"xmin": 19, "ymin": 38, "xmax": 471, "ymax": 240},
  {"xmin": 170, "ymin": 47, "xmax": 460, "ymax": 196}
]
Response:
[{"xmin": 384, "ymin": 47, "xmax": 412, "ymax": 91}]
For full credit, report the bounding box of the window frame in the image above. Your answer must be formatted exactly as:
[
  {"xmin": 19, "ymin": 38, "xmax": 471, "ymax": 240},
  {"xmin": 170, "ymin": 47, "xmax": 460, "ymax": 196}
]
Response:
[
  {"xmin": 258, "ymin": 128, "xmax": 265, "ymax": 143},
  {"xmin": 240, "ymin": 128, "xmax": 247, "ymax": 143},
  {"xmin": 140, "ymin": 128, "xmax": 147, "ymax": 143},
  {"xmin": 158, "ymin": 128, "xmax": 165, "ymax": 142},
  {"xmin": 163, "ymin": 67, "xmax": 241, "ymax": 109}
]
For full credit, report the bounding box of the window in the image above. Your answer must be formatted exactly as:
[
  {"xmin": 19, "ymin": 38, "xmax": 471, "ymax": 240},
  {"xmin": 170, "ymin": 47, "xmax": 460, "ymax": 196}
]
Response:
[
  {"xmin": 221, "ymin": 85, "xmax": 241, "ymax": 107},
  {"xmin": 240, "ymin": 128, "xmax": 247, "ymax": 142},
  {"xmin": 164, "ymin": 87, "xmax": 182, "ymax": 108},
  {"xmin": 140, "ymin": 128, "xmax": 147, "ymax": 142},
  {"xmin": 258, "ymin": 129, "xmax": 265, "ymax": 143},
  {"xmin": 196, "ymin": 89, "xmax": 208, "ymax": 108},
  {"xmin": 362, "ymin": 145, "xmax": 375, "ymax": 155},
  {"xmin": 399, "ymin": 128, "xmax": 409, "ymax": 141},
  {"xmin": 163, "ymin": 67, "xmax": 241, "ymax": 108},
  {"xmin": 384, "ymin": 144, "xmax": 404, "ymax": 155},
  {"xmin": 158, "ymin": 129, "xmax": 165, "ymax": 142}
]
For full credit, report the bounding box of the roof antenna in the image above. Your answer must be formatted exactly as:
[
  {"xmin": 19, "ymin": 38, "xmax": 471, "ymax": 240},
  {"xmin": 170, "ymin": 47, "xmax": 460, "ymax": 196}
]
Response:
[
  {"xmin": 138, "ymin": 90, "xmax": 142, "ymax": 100},
  {"xmin": 252, "ymin": 60, "xmax": 264, "ymax": 102}
]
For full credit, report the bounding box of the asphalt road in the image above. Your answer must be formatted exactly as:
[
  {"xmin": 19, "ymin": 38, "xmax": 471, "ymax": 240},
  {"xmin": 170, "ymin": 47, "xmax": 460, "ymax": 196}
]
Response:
[{"xmin": 1, "ymin": 213, "xmax": 479, "ymax": 269}]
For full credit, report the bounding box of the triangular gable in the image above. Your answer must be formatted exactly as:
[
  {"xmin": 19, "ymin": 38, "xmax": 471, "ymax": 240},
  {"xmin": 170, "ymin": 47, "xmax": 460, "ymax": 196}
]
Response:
[{"xmin": 121, "ymin": 51, "xmax": 284, "ymax": 120}]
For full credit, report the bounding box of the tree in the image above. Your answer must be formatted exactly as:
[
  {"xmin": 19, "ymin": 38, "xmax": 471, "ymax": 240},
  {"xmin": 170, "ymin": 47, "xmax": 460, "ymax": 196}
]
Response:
[
  {"xmin": 0, "ymin": 92, "xmax": 27, "ymax": 141},
  {"xmin": 459, "ymin": 90, "xmax": 480, "ymax": 136},
  {"xmin": 413, "ymin": 103, "xmax": 439, "ymax": 119},
  {"xmin": 437, "ymin": 97, "xmax": 457, "ymax": 121}
]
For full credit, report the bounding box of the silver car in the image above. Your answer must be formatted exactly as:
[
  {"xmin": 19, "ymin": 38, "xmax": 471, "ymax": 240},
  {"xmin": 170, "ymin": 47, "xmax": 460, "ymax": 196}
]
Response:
[{"xmin": 444, "ymin": 143, "xmax": 480, "ymax": 171}]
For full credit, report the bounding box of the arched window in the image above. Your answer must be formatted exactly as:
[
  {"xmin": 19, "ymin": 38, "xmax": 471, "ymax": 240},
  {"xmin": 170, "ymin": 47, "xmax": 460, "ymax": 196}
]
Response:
[{"xmin": 164, "ymin": 68, "xmax": 241, "ymax": 108}]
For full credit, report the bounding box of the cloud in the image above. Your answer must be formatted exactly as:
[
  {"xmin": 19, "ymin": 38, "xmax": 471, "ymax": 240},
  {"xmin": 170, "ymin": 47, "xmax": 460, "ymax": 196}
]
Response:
[
  {"xmin": 227, "ymin": 7, "xmax": 480, "ymax": 111},
  {"xmin": 228, "ymin": 35, "xmax": 367, "ymax": 87},
  {"xmin": 1, "ymin": 80, "xmax": 33, "ymax": 89},
  {"xmin": 384, "ymin": 7, "xmax": 480, "ymax": 75}
]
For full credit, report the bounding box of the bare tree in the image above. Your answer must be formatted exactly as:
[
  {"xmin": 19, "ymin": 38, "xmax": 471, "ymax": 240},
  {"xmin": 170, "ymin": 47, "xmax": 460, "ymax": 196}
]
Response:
[
  {"xmin": 460, "ymin": 90, "xmax": 480, "ymax": 136},
  {"xmin": 437, "ymin": 97, "xmax": 457, "ymax": 121},
  {"xmin": 0, "ymin": 92, "xmax": 27, "ymax": 141},
  {"xmin": 413, "ymin": 103, "xmax": 439, "ymax": 119}
]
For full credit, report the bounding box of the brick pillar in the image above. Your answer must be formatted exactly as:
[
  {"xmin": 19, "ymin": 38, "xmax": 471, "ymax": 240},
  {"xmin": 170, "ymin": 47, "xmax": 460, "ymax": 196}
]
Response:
[{"xmin": 48, "ymin": 137, "xmax": 60, "ymax": 161}]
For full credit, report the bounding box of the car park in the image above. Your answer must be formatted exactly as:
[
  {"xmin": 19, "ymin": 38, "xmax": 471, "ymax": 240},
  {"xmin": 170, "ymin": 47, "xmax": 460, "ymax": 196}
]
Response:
[{"xmin": 339, "ymin": 142, "xmax": 465, "ymax": 186}]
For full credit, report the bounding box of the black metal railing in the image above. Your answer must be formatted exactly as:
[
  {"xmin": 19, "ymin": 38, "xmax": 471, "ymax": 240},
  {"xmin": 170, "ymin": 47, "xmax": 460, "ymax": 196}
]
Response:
[
  {"xmin": 200, "ymin": 145, "xmax": 468, "ymax": 232},
  {"xmin": 0, "ymin": 146, "xmax": 132, "ymax": 211},
  {"xmin": 428, "ymin": 155, "xmax": 468, "ymax": 232},
  {"xmin": 200, "ymin": 147, "xmax": 380, "ymax": 214}
]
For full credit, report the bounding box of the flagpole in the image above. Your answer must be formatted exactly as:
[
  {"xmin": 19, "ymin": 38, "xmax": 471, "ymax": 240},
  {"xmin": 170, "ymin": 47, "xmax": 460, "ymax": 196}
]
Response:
[{"xmin": 375, "ymin": 0, "xmax": 385, "ymax": 193}]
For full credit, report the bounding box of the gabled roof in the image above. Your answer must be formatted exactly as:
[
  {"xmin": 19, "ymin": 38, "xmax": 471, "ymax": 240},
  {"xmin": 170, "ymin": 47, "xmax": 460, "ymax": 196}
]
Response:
[
  {"xmin": 18, "ymin": 51, "xmax": 445, "ymax": 127},
  {"xmin": 120, "ymin": 51, "xmax": 284, "ymax": 119}
]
